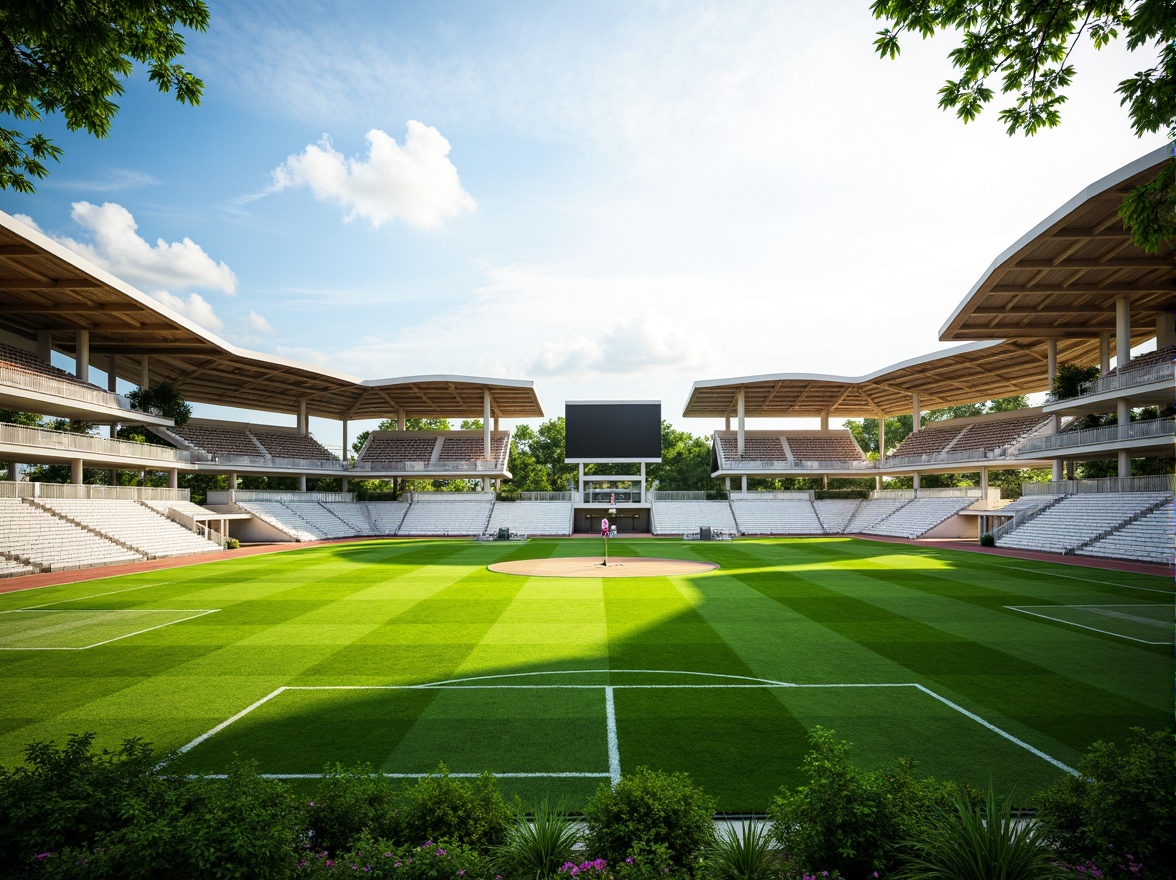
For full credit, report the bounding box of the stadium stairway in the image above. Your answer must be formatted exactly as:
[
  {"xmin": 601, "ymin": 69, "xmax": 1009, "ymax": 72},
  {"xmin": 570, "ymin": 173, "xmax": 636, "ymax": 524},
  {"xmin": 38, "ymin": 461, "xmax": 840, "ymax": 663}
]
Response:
[
  {"xmin": 844, "ymin": 498, "xmax": 910, "ymax": 533},
  {"xmin": 813, "ymin": 499, "xmax": 862, "ymax": 533},
  {"xmin": 863, "ymin": 498, "xmax": 975, "ymax": 540},
  {"xmin": 35, "ymin": 499, "xmax": 221, "ymax": 559},
  {"xmin": 996, "ymin": 493, "xmax": 1171, "ymax": 556}
]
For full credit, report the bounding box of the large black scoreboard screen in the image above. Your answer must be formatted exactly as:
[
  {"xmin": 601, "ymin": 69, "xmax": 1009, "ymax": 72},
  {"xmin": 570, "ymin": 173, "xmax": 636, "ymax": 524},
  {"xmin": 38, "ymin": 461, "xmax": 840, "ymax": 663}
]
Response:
[{"xmin": 565, "ymin": 401, "xmax": 661, "ymax": 462}]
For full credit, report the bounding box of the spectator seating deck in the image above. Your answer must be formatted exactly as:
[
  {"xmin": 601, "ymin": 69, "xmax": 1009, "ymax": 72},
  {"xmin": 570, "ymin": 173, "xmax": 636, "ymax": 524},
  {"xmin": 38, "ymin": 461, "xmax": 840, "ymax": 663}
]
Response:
[
  {"xmin": 358, "ymin": 434, "xmax": 440, "ymax": 466},
  {"xmin": 948, "ymin": 415, "xmax": 1051, "ymax": 453},
  {"xmin": 889, "ymin": 427, "xmax": 959, "ymax": 459},
  {"xmin": 0, "ymin": 498, "xmax": 142, "ymax": 571},
  {"xmin": 0, "ymin": 342, "xmax": 103, "ymax": 390},
  {"xmin": 37, "ymin": 498, "xmax": 221, "ymax": 558},
  {"xmin": 1078, "ymin": 501, "xmax": 1174, "ymax": 565},
  {"xmin": 863, "ymin": 497, "xmax": 974, "ymax": 539},
  {"xmin": 997, "ymin": 493, "xmax": 1170, "ymax": 555},
  {"xmin": 651, "ymin": 501, "xmax": 738, "ymax": 535},
  {"xmin": 363, "ymin": 502, "xmax": 411, "ymax": 534},
  {"xmin": 236, "ymin": 502, "xmax": 321, "ymax": 542},
  {"xmin": 730, "ymin": 498, "xmax": 822, "ymax": 534},
  {"xmin": 486, "ymin": 501, "xmax": 573, "ymax": 536},
  {"xmin": 280, "ymin": 502, "xmax": 360, "ymax": 539},
  {"xmin": 252, "ymin": 431, "xmax": 335, "ymax": 461},
  {"xmin": 1104, "ymin": 345, "xmax": 1176, "ymax": 377},
  {"xmin": 322, "ymin": 502, "xmax": 376, "ymax": 534},
  {"xmin": 813, "ymin": 499, "xmax": 862, "ymax": 533},
  {"xmin": 844, "ymin": 498, "xmax": 911, "ymax": 532},
  {"xmin": 397, "ymin": 497, "xmax": 494, "ymax": 536},
  {"xmin": 169, "ymin": 424, "xmax": 265, "ymax": 457},
  {"xmin": 167, "ymin": 423, "xmax": 337, "ymax": 464},
  {"xmin": 786, "ymin": 433, "xmax": 866, "ymax": 462}
]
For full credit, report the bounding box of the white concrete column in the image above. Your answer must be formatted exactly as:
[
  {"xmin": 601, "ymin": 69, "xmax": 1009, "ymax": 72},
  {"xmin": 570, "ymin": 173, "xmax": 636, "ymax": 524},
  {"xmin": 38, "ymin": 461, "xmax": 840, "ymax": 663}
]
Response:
[
  {"xmin": 724, "ymin": 476, "xmax": 731, "ymax": 492},
  {"xmin": 1158, "ymin": 312, "xmax": 1176, "ymax": 349},
  {"xmin": 298, "ymin": 475, "xmax": 307, "ymax": 492},
  {"xmin": 736, "ymin": 389, "xmax": 745, "ymax": 456},
  {"xmin": 341, "ymin": 478, "xmax": 349, "ymax": 492},
  {"xmin": 1046, "ymin": 339, "xmax": 1057, "ymax": 390},
  {"xmin": 578, "ymin": 463, "xmax": 584, "ymax": 500},
  {"xmin": 1117, "ymin": 399, "xmax": 1130, "ymax": 440},
  {"xmin": 875, "ymin": 474, "xmax": 882, "ymax": 491},
  {"xmin": 1115, "ymin": 296, "xmax": 1131, "ymax": 369},
  {"xmin": 1099, "ymin": 333, "xmax": 1111, "ymax": 375},
  {"xmin": 36, "ymin": 330, "xmax": 51, "ymax": 364},
  {"xmin": 639, "ymin": 462, "xmax": 646, "ymax": 504},
  {"xmin": 980, "ymin": 467, "xmax": 988, "ymax": 499},
  {"xmin": 912, "ymin": 471, "xmax": 920, "ymax": 492},
  {"xmin": 1052, "ymin": 459, "xmax": 1063, "ymax": 481},
  {"xmin": 297, "ymin": 400, "xmax": 308, "ymax": 434},
  {"xmin": 108, "ymin": 356, "xmax": 119, "ymax": 439},
  {"xmin": 75, "ymin": 330, "xmax": 89, "ymax": 383},
  {"xmin": 483, "ymin": 389, "xmax": 492, "ymax": 459},
  {"xmin": 1118, "ymin": 450, "xmax": 1131, "ymax": 479},
  {"xmin": 494, "ymin": 416, "xmax": 500, "ymax": 431},
  {"xmin": 820, "ymin": 410, "xmax": 829, "ymax": 431},
  {"xmin": 228, "ymin": 472, "xmax": 237, "ymax": 503},
  {"xmin": 724, "ymin": 415, "xmax": 730, "ymax": 431},
  {"xmin": 878, "ymin": 416, "xmax": 886, "ymax": 463},
  {"xmin": 168, "ymin": 469, "xmax": 178, "ymax": 489},
  {"xmin": 6, "ymin": 462, "xmax": 17, "ymax": 481},
  {"xmin": 740, "ymin": 474, "xmax": 747, "ymax": 493},
  {"xmin": 397, "ymin": 408, "xmax": 406, "ymax": 431},
  {"xmin": 71, "ymin": 459, "xmax": 83, "ymax": 484},
  {"xmin": 341, "ymin": 420, "xmax": 348, "ymax": 462},
  {"xmin": 140, "ymin": 354, "xmax": 149, "ymax": 388},
  {"xmin": 912, "ymin": 392, "xmax": 920, "ymax": 433}
]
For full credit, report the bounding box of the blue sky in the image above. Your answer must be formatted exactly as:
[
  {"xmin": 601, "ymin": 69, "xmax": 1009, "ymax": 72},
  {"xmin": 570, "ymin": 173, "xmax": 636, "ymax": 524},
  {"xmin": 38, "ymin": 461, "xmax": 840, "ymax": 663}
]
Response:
[{"xmin": 2, "ymin": 1, "xmax": 1168, "ymax": 450}]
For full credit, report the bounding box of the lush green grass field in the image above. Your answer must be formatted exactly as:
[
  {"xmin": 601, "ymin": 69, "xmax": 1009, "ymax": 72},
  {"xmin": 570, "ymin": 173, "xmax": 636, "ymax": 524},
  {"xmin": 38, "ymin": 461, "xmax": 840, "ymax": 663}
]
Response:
[{"xmin": 0, "ymin": 537, "xmax": 1170, "ymax": 810}]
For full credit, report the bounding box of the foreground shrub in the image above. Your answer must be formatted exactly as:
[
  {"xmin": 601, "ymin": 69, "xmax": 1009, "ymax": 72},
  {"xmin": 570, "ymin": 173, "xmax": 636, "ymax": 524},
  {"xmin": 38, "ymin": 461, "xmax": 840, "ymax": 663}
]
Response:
[
  {"xmin": 497, "ymin": 801, "xmax": 580, "ymax": 880},
  {"xmin": 296, "ymin": 837, "xmax": 496, "ymax": 879},
  {"xmin": 583, "ymin": 766, "xmax": 716, "ymax": 869},
  {"xmin": 701, "ymin": 820, "xmax": 779, "ymax": 880},
  {"xmin": 767, "ymin": 727, "xmax": 955, "ymax": 879},
  {"xmin": 897, "ymin": 785, "xmax": 1061, "ymax": 880},
  {"xmin": 399, "ymin": 767, "xmax": 512, "ymax": 853},
  {"xmin": 1036, "ymin": 728, "xmax": 1175, "ymax": 879},
  {"xmin": 307, "ymin": 764, "xmax": 401, "ymax": 855}
]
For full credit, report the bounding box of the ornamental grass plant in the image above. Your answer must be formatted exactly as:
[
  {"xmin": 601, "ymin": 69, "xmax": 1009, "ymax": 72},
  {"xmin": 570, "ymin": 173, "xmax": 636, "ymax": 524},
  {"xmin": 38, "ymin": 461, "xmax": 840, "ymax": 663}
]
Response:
[
  {"xmin": 701, "ymin": 820, "xmax": 779, "ymax": 880},
  {"xmin": 497, "ymin": 801, "xmax": 581, "ymax": 880}
]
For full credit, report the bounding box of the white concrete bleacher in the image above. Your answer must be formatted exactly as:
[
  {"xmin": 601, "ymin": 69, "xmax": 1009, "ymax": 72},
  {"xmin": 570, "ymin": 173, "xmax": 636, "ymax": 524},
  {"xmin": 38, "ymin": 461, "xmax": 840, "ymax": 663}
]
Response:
[
  {"xmin": 997, "ymin": 493, "xmax": 1170, "ymax": 555},
  {"xmin": 170, "ymin": 424, "xmax": 263, "ymax": 457},
  {"xmin": 786, "ymin": 433, "xmax": 866, "ymax": 462},
  {"xmin": 0, "ymin": 341, "xmax": 104, "ymax": 391},
  {"xmin": 397, "ymin": 495, "xmax": 495, "ymax": 536},
  {"xmin": 0, "ymin": 498, "xmax": 142, "ymax": 571},
  {"xmin": 236, "ymin": 501, "xmax": 321, "ymax": 542},
  {"xmin": 358, "ymin": 433, "xmax": 439, "ymax": 467},
  {"xmin": 363, "ymin": 502, "xmax": 410, "ymax": 535},
  {"xmin": 37, "ymin": 498, "xmax": 221, "ymax": 559},
  {"xmin": 813, "ymin": 499, "xmax": 862, "ymax": 533},
  {"xmin": 863, "ymin": 497, "xmax": 974, "ymax": 539},
  {"xmin": 487, "ymin": 501, "xmax": 573, "ymax": 536},
  {"xmin": 252, "ymin": 431, "xmax": 335, "ymax": 461},
  {"xmin": 730, "ymin": 497, "xmax": 822, "ymax": 534},
  {"xmin": 948, "ymin": 415, "xmax": 1050, "ymax": 454},
  {"xmin": 1078, "ymin": 501, "xmax": 1174, "ymax": 566},
  {"xmin": 651, "ymin": 501, "xmax": 738, "ymax": 536},
  {"xmin": 844, "ymin": 498, "xmax": 910, "ymax": 533},
  {"xmin": 889, "ymin": 426, "xmax": 958, "ymax": 460},
  {"xmin": 323, "ymin": 502, "xmax": 376, "ymax": 535},
  {"xmin": 281, "ymin": 502, "xmax": 361, "ymax": 539}
]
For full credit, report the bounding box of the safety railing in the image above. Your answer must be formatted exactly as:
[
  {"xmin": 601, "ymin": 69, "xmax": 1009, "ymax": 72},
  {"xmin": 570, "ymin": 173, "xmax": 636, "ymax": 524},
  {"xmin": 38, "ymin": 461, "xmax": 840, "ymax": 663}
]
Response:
[
  {"xmin": 1019, "ymin": 418, "xmax": 1174, "ymax": 454},
  {"xmin": 352, "ymin": 459, "xmax": 503, "ymax": 472},
  {"xmin": 1022, "ymin": 474, "xmax": 1175, "ymax": 496},
  {"xmin": 0, "ymin": 422, "xmax": 191, "ymax": 463},
  {"xmin": 730, "ymin": 490, "xmax": 815, "ymax": 501},
  {"xmin": 650, "ymin": 491, "xmax": 709, "ymax": 501},
  {"xmin": 0, "ymin": 364, "xmax": 134, "ymax": 410},
  {"xmin": 205, "ymin": 452, "xmax": 346, "ymax": 470},
  {"xmin": 518, "ymin": 492, "xmax": 575, "ymax": 502},
  {"xmin": 0, "ymin": 481, "xmax": 189, "ymax": 501},
  {"xmin": 1046, "ymin": 361, "xmax": 1174, "ymax": 402}
]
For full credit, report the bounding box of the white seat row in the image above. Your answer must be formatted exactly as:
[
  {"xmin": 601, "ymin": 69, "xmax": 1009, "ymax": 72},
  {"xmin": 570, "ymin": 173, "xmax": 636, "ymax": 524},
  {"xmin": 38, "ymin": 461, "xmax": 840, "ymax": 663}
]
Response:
[
  {"xmin": 865, "ymin": 498, "xmax": 974, "ymax": 539},
  {"xmin": 730, "ymin": 499, "xmax": 822, "ymax": 534},
  {"xmin": 0, "ymin": 498, "xmax": 143, "ymax": 571},
  {"xmin": 845, "ymin": 499, "xmax": 910, "ymax": 533},
  {"xmin": 37, "ymin": 499, "xmax": 220, "ymax": 558},
  {"xmin": 998, "ymin": 493, "xmax": 1170, "ymax": 555},
  {"xmin": 1077, "ymin": 501, "xmax": 1174, "ymax": 565},
  {"xmin": 652, "ymin": 501, "xmax": 737, "ymax": 536},
  {"xmin": 397, "ymin": 499, "xmax": 494, "ymax": 536},
  {"xmin": 813, "ymin": 500, "xmax": 862, "ymax": 533},
  {"xmin": 487, "ymin": 501, "xmax": 573, "ymax": 536}
]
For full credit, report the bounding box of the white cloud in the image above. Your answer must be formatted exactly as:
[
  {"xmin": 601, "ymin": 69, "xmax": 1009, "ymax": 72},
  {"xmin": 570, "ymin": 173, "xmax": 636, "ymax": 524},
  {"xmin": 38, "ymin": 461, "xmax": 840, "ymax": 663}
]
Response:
[
  {"xmin": 48, "ymin": 169, "xmax": 159, "ymax": 193},
  {"xmin": 270, "ymin": 122, "xmax": 476, "ymax": 229},
  {"xmin": 53, "ymin": 201, "xmax": 238, "ymax": 295},
  {"xmin": 12, "ymin": 213, "xmax": 42, "ymax": 233},
  {"xmin": 528, "ymin": 312, "xmax": 709, "ymax": 377},
  {"xmin": 246, "ymin": 310, "xmax": 277, "ymax": 335},
  {"xmin": 151, "ymin": 290, "xmax": 224, "ymax": 332}
]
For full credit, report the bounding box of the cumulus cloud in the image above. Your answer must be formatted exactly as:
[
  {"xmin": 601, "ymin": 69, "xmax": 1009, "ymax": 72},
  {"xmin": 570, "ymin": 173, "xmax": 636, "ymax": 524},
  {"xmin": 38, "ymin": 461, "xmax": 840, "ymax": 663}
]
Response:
[
  {"xmin": 247, "ymin": 310, "xmax": 277, "ymax": 335},
  {"xmin": 152, "ymin": 290, "xmax": 225, "ymax": 332},
  {"xmin": 527, "ymin": 311, "xmax": 708, "ymax": 378},
  {"xmin": 270, "ymin": 122, "xmax": 476, "ymax": 229},
  {"xmin": 53, "ymin": 201, "xmax": 237, "ymax": 295}
]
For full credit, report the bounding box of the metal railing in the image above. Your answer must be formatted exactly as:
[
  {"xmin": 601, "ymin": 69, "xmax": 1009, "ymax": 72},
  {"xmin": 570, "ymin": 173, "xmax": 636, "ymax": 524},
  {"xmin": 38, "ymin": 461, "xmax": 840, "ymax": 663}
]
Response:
[
  {"xmin": 650, "ymin": 491, "xmax": 709, "ymax": 501},
  {"xmin": 0, "ymin": 364, "xmax": 134, "ymax": 410},
  {"xmin": 0, "ymin": 481, "xmax": 189, "ymax": 501},
  {"xmin": 1046, "ymin": 360, "xmax": 1174, "ymax": 402},
  {"xmin": 1019, "ymin": 418, "xmax": 1174, "ymax": 454},
  {"xmin": 219, "ymin": 490, "xmax": 356, "ymax": 503},
  {"xmin": 517, "ymin": 492, "xmax": 575, "ymax": 502},
  {"xmin": 1022, "ymin": 474, "xmax": 1175, "ymax": 496},
  {"xmin": 0, "ymin": 422, "xmax": 191, "ymax": 463},
  {"xmin": 352, "ymin": 459, "xmax": 503, "ymax": 473},
  {"xmin": 731, "ymin": 490, "xmax": 815, "ymax": 501},
  {"xmin": 723, "ymin": 457, "xmax": 875, "ymax": 470},
  {"xmin": 883, "ymin": 447, "xmax": 995, "ymax": 468},
  {"xmin": 205, "ymin": 452, "xmax": 347, "ymax": 470}
]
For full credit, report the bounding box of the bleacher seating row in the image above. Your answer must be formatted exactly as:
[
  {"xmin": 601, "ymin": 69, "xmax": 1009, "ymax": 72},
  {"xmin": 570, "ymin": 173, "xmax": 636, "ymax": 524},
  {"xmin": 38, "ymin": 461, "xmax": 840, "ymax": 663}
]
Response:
[
  {"xmin": 888, "ymin": 414, "xmax": 1051, "ymax": 461},
  {"xmin": 356, "ymin": 431, "xmax": 510, "ymax": 470},
  {"xmin": 0, "ymin": 342, "xmax": 102, "ymax": 390},
  {"xmin": 715, "ymin": 430, "xmax": 866, "ymax": 466},
  {"xmin": 0, "ymin": 497, "xmax": 220, "ymax": 572},
  {"xmin": 996, "ymin": 493, "xmax": 1171, "ymax": 558},
  {"xmin": 1104, "ymin": 345, "xmax": 1176, "ymax": 377},
  {"xmin": 166, "ymin": 423, "xmax": 336, "ymax": 462}
]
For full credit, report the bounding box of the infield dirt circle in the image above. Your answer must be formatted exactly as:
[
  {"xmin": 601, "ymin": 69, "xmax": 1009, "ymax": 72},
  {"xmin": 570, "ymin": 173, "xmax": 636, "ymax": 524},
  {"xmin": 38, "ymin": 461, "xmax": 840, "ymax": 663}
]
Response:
[{"xmin": 487, "ymin": 556, "xmax": 719, "ymax": 578}]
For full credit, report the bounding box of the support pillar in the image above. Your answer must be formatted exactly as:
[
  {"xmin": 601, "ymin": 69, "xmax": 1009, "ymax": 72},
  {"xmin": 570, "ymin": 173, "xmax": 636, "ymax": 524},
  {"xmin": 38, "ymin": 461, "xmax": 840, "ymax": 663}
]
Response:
[
  {"xmin": 297, "ymin": 400, "xmax": 308, "ymax": 434},
  {"xmin": 640, "ymin": 462, "xmax": 646, "ymax": 504},
  {"xmin": 1115, "ymin": 296, "xmax": 1131, "ymax": 369},
  {"xmin": 875, "ymin": 474, "xmax": 882, "ymax": 490},
  {"xmin": 228, "ymin": 472, "xmax": 237, "ymax": 504},
  {"xmin": 483, "ymin": 389, "xmax": 492, "ymax": 459},
  {"xmin": 1046, "ymin": 339, "xmax": 1057, "ymax": 391},
  {"xmin": 298, "ymin": 475, "xmax": 307, "ymax": 492},
  {"xmin": 912, "ymin": 471, "xmax": 920, "ymax": 492},
  {"xmin": 740, "ymin": 475, "xmax": 747, "ymax": 493},
  {"xmin": 1052, "ymin": 459, "xmax": 1063, "ymax": 481},
  {"xmin": 1099, "ymin": 333, "xmax": 1111, "ymax": 375},
  {"xmin": 820, "ymin": 410, "xmax": 829, "ymax": 431},
  {"xmin": 1118, "ymin": 450, "xmax": 1131, "ymax": 479},
  {"xmin": 578, "ymin": 463, "xmax": 584, "ymax": 500},
  {"xmin": 822, "ymin": 474, "xmax": 828, "ymax": 489},
  {"xmin": 36, "ymin": 330, "xmax": 51, "ymax": 364},
  {"xmin": 494, "ymin": 416, "xmax": 500, "ymax": 431},
  {"xmin": 980, "ymin": 467, "xmax": 988, "ymax": 499},
  {"xmin": 341, "ymin": 478, "xmax": 349, "ymax": 492},
  {"xmin": 108, "ymin": 357, "xmax": 119, "ymax": 439},
  {"xmin": 1117, "ymin": 399, "xmax": 1130, "ymax": 434},
  {"xmin": 724, "ymin": 415, "xmax": 730, "ymax": 431},
  {"xmin": 75, "ymin": 330, "xmax": 89, "ymax": 383},
  {"xmin": 341, "ymin": 420, "xmax": 348, "ymax": 463},
  {"xmin": 1158, "ymin": 311, "xmax": 1176, "ymax": 349},
  {"xmin": 140, "ymin": 354, "xmax": 150, "ymax": 388},
  {"xmin": 71, "ymin": 459, "xmax": 83, "ymax": 485},
  {"xmin": 397, "ymin": 408, "xmax": 406, "ymax": 431},
  {"xmin": 724, "ymin": 476, "xmax": 731, "ymax": 492},
  {"xmin": 168, "ymin": 469, "xmax": 178, "ymax": 490},
  {"xmin": 878, "ymin": 415, "xmax": 886, "ymax": 464},
  {"xmin": 911, "ymin": 392, "xmax": 920, "ymax": 433},
  {"xmin": 736, "ymin": 389, "xmax": 745, "ymax": 456},
  {"xmin": 6, "ymin": 462, "xmax": 17, "ymax": 481}
]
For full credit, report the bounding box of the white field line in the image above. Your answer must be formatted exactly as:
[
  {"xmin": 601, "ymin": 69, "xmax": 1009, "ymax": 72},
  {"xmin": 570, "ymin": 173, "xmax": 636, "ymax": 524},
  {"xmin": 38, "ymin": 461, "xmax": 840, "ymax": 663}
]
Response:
[
  {"xmin": 171, "ymin": 670, "xmax": 1077, "ymax": 779},
  {"xmin": 5, "ymin": 582, "xmax": 169, "ymax": 609},
  {"xmin": 911, "ymin": 684, "xmax": 1077, "ymax": 776},
  {"xmin": 605, "ymin": 685, "xmax": 620, "ymax": 785},
  {"xmin": 0, "ymin": 609, "xmax": 220, "ymax": 651},
  {"xmin": 197, "ymin": 772, "xmax": 613, "ymax": 780},
  {"xmin": 977, "ymin": 562, "xmax": 1174, "ymax": 596},
  {"xmin": 1004, "ymin": 606, "xmax": 1170, "ymax": 645},
  {"xmin": 412, "ymin": 668, "xmax": 799, "ymax": 688}
]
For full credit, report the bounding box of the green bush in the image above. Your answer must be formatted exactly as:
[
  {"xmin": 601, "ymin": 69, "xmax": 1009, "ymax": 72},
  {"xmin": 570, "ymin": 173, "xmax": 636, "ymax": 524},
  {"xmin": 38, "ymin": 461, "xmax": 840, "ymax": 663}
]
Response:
[
  {"xmin": 767, "ymin": 727, "xmax": 955, "ymax": 879},
  {"xmin": 897, "ymin": 785, "xmax": 1060, "ymax": 880},
  {"xmin": 307, "ymin": 765, "xmax": 401, "ymax": 855},
  {"xmin": 398, "ymin": 767, "xmax": 511, "ymax": 853},
  {"xmin": 978, "ymin": 533, "xmax": 995, "ymax": 547},
  {"xmin": 1036, "ymin": 728, "xmax": 1175, "ymax": 879},
  {"xmin": 583, "ymin": 766, "xmax": 716, "ymax": 869},
  {"xmin": 496, "ymin": 801, "xmax": 580, "ymax": 880},
  {"xmin": 225, "ymin": 537, "xmax": 240, "ymax": 550},
  {"xmin": 296, "ymin": 837, "xmax": 497, "ymax": 879}
]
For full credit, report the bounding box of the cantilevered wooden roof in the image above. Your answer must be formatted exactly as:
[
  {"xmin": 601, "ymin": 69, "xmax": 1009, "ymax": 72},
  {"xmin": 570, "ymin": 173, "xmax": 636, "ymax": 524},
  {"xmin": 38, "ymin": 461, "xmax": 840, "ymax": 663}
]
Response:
[
  {"xmin": 0, "ymin": 212, "xmax": 543, "ymax": 421},
  {"xmin": 683, "ymin": 338, "xmax": 1098, "ymax": 419},
  {"xmin": 940, "ymin": 144, "xmax": 1175, "ymax": 342}
]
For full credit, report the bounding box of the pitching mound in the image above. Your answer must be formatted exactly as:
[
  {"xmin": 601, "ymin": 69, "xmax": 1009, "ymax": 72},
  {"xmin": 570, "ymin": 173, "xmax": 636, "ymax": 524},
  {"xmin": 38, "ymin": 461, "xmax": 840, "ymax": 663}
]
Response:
[{"xmin": 488, "ymin": 556, "xmax": 718, "ymax": 578}]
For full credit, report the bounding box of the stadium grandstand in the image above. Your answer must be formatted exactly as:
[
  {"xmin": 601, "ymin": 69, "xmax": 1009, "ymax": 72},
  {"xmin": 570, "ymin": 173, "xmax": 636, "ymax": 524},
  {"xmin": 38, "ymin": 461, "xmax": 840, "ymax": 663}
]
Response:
[{"xmin": 0, "ymin": 146, "xmax": 1172, "ymax": 572}]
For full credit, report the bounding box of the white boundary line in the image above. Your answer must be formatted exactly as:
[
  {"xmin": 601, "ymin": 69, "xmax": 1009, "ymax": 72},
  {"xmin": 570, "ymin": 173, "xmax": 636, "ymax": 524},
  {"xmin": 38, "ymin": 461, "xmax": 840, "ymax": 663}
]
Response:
[
  {"xmin": 3, "ymin": 582, "xmax": 169, "ymax": 609},
  {"xmin": 1004, "ymin": 605, "xmax": 1170, "ymax": 646},
  {"xmin": 976, "ymin": 561, "xmax": 1174, "ymax": 596},
  {"xmin": 0, "ymin": 608, "xmax": 220, "ymax": 650},
  {"xmin": 171, "ymin": 669, "xmax": 1078, "ymax": 778}
]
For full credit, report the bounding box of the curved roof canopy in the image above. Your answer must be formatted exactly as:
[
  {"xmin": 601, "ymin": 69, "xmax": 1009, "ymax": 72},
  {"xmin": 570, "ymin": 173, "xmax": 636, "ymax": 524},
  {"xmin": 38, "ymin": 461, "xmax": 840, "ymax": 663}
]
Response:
[
  {"xmin": 683, "ymin": 337, "xmax": 1097, "ymax": 419},
  {"xmin": 940, "ymin": 144, "xmax": 1175, "ymax": 343},
  {"xmin": 0, "ymin": 212, "xmax": 542, "ymax": 421}
]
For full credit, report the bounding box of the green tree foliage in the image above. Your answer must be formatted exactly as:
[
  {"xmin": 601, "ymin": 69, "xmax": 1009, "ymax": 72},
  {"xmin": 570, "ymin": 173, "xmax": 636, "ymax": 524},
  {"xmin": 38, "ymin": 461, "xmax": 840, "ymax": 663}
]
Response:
[
  {"xmin": 398, "ymin": 768, "xmax": 511, "ymax": 852},
  {"xmin": 0, "ymin": 0, "xmax": 209, "ymax": 193},
  {"xmin": 0, "ymin": 410, "xmax": 41, "ymax": 425},
  {"xmin": 125, "ymin": 379, "xmax": 192, "ymax": 426},
  {"xmin": 647, "ymin": 421, "xmax": 716, "ymax": 492},
  {"xmin": 871, "ymin": 0, "xmax": 1175, "ymax": 251}
]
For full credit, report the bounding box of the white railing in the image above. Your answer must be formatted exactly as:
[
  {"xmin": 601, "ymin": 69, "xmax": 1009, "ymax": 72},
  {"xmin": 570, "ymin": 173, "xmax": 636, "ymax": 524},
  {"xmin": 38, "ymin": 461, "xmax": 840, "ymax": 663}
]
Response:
[
  {"xmin": 884, "ymin": 447, "xmax": 999, "ymax": 468},
  {"xmin": 872, "ymin": 487, "xmax": 989, "ymax": 500},
  {"xmin": 723, "ymin": 457, "xmax": 874, "ymax": 470},
  {"xmin": 0, "ymin": 422, "xmax": 191, "ymax": 463},
  {"xmin": 518, "ymin": 492, "xmax": 575, "ymax": 502},
  {"xmin": 731, "ymin": 490, "xmax": 815, "ymax": 501},
  {"xmin": 353, "ymin": 459, "xmax": 503, "ymax": 473},
  {"xmin": 206, "ymin": 452, "xmax": 346, "ymax": 470},
  {"xmin": 872, "ymin": 489, "xmax": 916, "ymax": 500},
  {"xmin": 788, "ymin": 459, "xmax": 875, "ymax": 470},
  {"xmin": 1019, "ymin": 418, "xmax": 1174, "ymax": 454},
  {"xmin": 403, "ymin": 491, "xmax": 495, "ymax": 502},
  {"xmin": 650, "ymin": 491, "xmax": 709, "ymax": 501},
  {"xmin": 0, "ymin": 481, "xmax": 189, "ymax": 501},
  {"xmin": 1047, "ymin": 361, "xmax": 1174, "ymax": 402},
  {"xmin": 209, "ymin": 490, "xmax": 355, "ymax": 503},
  {"xmin": 1022, "ymin": 475, "xmax": 1175, "ymax": 496},
  {"xmin": 0, "ymin": 364, "xmax": 134, "ymax": 410}
]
